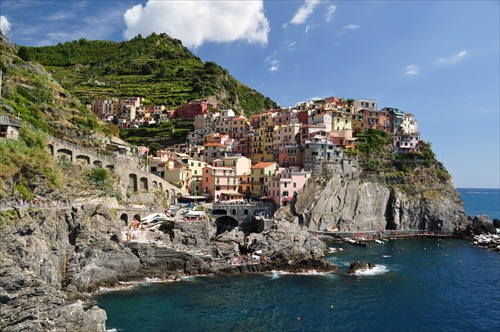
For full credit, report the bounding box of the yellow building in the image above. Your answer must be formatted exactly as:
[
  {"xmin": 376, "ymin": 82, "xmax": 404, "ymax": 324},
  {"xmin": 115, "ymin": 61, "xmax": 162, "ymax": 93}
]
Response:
[
  {"xmin": 250, "ymin": 162, "xmax": 277, "ymax": 197},
  {"xmin": 187, "ymin": 159, "xmax": 207, "ymax": 195}
]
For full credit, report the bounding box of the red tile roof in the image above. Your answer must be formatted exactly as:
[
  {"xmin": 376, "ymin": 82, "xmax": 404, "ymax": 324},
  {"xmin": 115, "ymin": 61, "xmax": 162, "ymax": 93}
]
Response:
[{"xmin": 252, "ymin": 162, "xmax": 277, "ymax": 169}]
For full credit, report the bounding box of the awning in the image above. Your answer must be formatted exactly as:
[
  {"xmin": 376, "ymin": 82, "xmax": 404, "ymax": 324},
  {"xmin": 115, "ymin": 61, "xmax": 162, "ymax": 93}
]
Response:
[{"xmin": 221, "ymin": 191, "xmax": 244, "ymax": 196}]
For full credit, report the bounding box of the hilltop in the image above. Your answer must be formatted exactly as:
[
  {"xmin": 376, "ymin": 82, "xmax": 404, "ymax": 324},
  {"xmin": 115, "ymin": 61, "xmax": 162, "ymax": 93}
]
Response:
[{"xmin": 16, "ymin": 32, "xmax": 278, "ymax": 115}]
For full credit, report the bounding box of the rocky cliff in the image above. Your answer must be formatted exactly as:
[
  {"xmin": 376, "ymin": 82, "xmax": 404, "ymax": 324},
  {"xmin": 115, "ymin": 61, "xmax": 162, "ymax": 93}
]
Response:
[
  {"xmin": 0, "ymin": 202, "xmax": 334, "ymax": 331},
  {"xmin": 276, "ymin": 173, "xmax": 469, "ymax": 233}
]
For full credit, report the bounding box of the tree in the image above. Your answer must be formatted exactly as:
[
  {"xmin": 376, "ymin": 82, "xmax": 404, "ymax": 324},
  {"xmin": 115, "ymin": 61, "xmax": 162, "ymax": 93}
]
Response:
[{"xmin": 141, "ymin": 63, "xmax": 152, "ymax": 75}]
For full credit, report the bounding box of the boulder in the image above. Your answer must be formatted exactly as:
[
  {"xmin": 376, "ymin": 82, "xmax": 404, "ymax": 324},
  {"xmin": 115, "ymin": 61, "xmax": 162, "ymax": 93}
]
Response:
[
  {"xmin": 493, "ymin": 219, "xmax": 500, "ymax": 229},
  {"xmin": 348, "ymin": 261, "xmax": 376, "ymax": 275},
  {"xmin": 471, "ymin": 215, "xmax": 497, "ymax": 235}
]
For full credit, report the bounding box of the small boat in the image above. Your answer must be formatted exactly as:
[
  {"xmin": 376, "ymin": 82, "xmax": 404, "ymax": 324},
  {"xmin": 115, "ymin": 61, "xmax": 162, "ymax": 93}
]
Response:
[
  {"xmin": 345, "ymin": 238, "xmax": 367, "ymax": 246},
  {"xmin": 383, "ymin": 254, "xmax": 391, "ymax": 258},
  {"xmin": 375, "ymin": 239, "xmax": 384, "ymax": 244}
]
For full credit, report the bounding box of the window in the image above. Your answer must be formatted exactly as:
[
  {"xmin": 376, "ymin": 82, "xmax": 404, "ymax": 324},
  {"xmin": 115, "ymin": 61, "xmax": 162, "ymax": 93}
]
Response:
[
  {"xmin": 293, "ymin": 183, "xmax": 297, "ymax": 188},
  {"xmin": 194, "ymin": 170, "xmax": 197, "ymax": 175},
  {"xmin": 216, "ymin": 186, "xmax": 220, "ymax": 190},
  {"xmin": 191, "ymin": 162, "xmax": 194, "ymax": 166}
]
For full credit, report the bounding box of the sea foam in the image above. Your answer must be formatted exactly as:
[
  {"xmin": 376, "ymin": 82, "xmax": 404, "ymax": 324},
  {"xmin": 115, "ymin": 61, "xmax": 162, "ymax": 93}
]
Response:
[{"xmin": 353, "ymin": 265, "xmax": 389, "ymax": 276}]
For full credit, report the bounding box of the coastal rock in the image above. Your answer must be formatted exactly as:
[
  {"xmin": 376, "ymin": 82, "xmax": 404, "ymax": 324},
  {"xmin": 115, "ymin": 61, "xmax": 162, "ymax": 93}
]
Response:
[
  {"xmin": 493, "ymin": 219, "xmax": 500, "ymax": 229},
  {"xmin": 348, "ymin": 261, "xmax": 376, "ymax": 275},
  {"xmin": 1, "ymin": 201, "xmax": 338, "ymax": 331},
  {"xmin": 0, "ymin": 207, "xmax": 109, "ymax": 331},
  {"xmin": 471, "ymin": 215, "xmax": 497, "ymax": 235},
  {"xmin": 472, "ymin": 234, "xmax": 500, "ymax": 251},
  {"xmin": 276, "ymin": 174, "xmax": 468, "ymax": 233}
]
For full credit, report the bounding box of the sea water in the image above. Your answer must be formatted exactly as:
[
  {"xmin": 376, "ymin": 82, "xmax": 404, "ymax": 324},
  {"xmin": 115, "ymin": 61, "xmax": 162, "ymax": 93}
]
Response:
[
  {"xmin": 457, "ymin": 188, "xmax": 499, "ymax": 220},
  {"xmin": 95, "ymin": 188, "xmax": 500, "ymax": 332}
]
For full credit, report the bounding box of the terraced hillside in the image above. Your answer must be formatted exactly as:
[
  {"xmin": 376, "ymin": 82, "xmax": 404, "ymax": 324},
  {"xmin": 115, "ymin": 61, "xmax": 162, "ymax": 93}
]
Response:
[{"xmin": 17, "ymin": 33, "xmax": 278, "ymax": 115}]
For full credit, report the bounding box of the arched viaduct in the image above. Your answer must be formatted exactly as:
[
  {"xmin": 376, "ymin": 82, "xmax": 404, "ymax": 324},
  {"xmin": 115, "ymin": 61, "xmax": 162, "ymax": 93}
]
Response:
[{"xmin": 47, "ymin": 137, "xmax": 186, "ymax": 202}]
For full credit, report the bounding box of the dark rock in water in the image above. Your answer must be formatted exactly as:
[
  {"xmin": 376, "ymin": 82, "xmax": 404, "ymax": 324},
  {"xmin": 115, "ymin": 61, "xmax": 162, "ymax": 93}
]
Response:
[
  {"xmin": 493, "ymin": 219, "xmax": 500, "ymax": 229},
  {"xmin": 348, "ymin": 261, "xmax": 375, "ymax": 274},
  {"xmin": 472, "ymin": 215, "xmax": 497, "ymax": 235}
]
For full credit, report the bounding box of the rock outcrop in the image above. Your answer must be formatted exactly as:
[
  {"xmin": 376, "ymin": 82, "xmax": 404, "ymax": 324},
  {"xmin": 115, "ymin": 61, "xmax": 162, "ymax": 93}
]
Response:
[
  {"xmin": 470, "ymin": 215, "xmax": 498, "ymax": 235},
  {"xmin": 276, "ymin": 174, "xmax": 469, "ymax": 233},
  {"xmin": 1, "ymin": 203, "xmax": 335, "ymax": 331},
  {"xmin": 348, "ymin": 261, "xmax": 376, "ymax": 275}
]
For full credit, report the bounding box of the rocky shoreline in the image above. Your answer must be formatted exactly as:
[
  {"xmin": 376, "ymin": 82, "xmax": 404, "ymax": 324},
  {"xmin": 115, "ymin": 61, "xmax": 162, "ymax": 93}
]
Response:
[
  {"xmin": 0, "ymin": 203, "xmax": 335, "ymax": 332},
  {"xmin": 1, "ymin": 200, "xmax": 497, "ymax": 331}
]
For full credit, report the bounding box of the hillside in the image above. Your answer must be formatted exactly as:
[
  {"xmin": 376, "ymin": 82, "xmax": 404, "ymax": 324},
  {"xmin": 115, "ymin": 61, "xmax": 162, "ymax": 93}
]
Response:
[{"xmin": 17, "ymin": 33, "xmax": 278, "ymax": 115}]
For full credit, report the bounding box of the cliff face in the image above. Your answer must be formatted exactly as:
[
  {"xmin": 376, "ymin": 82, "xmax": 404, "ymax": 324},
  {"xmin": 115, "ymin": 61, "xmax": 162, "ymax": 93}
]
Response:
[{"xmin": 277, "ymin": 174, "xmax": 469, "ymax": 233}]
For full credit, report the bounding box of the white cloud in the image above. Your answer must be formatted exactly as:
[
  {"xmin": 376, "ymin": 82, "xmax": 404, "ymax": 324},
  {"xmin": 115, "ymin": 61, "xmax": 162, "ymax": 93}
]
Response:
[
  {"xmin": 47, "ymin": 11, "xmax": 75, "ymax": 20},
  {"xmin": 1, "ymin": 16, "xmax": 11, "ymax": 34},
  {"xmin": 290, "ymin": 0, "xmax": 321, "ymax": 25},
  {"xmin": 305, "ymin": 25, "xmax": 310, "ymax": 33},
  {"xmin": 123, "ymin": 1, "xmax": 269, "ymax": 48},
  {"xmin": 284, "ymin": 41, "xmax": 296, "ymax": 51},
  {"xmin": 343, "ymin": 24, "xmax": 360, "ymax": 30},
  {"xmin": 438, "ymin": 50, "xmax": 468, "ymax": 64},
  {"xmin": 325, "ymin": 4, "xmax": 337, "ymax": 22},
  {"xmin": 265, "ymin": 52, "xmax": 279, "ymax": 72},
  {"xmin": 405, "ymin": 65, "xmax": 420, "ymax": 76},
  {"xmin": 268, "ymin": 60, "xmax": 279, "ymax": 72}
]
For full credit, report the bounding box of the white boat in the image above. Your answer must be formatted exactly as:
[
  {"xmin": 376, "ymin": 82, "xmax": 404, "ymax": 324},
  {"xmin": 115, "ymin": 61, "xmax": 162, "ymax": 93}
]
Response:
[
  {"xmin": 141, "ymin": 213, "xmax": 168, "ymax": 224},
  {"xmin": 375, "ymin": 239, "xmax": 384, "ymax": 244}
]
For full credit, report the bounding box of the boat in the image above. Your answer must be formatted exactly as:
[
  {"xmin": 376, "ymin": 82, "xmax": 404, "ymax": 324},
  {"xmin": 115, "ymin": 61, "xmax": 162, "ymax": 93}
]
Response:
[
  {"xmin": 375, "ymin": 239, "xmax": 384, "ymax": 244},
  {"xmin": 141, "ymin": 213, "xmax": 168, "ymax": 224},
  {"xmin": 383, "ymin": 254, "xmax": 391, "ymax": 258},
  {"xmin": 345, "ymin": 238, "xmax": 367, "ymax": 246}
]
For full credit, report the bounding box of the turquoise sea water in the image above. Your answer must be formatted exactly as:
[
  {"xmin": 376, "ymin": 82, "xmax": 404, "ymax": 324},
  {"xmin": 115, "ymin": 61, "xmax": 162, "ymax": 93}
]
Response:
[{"xmin": 95, "ymin": 188, "xmax": 500, "ymax": 332}]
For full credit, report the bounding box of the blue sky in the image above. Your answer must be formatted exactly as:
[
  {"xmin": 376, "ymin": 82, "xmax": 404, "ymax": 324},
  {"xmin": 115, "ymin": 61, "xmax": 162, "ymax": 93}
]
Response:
[{"xmin": 1, "ymin": 0, "xmax": 499, "ymax": 189}]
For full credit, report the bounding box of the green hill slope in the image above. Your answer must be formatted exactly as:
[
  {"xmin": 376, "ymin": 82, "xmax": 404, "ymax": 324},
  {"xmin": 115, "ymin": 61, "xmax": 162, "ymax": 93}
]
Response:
[{"xmin": 17, "ymin": 33, "xmax": 278, "ymax": 115}]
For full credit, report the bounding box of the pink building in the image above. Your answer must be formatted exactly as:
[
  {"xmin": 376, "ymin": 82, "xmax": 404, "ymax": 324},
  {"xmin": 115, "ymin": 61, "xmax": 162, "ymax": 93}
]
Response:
[
  {"xmin": 201, "ymin": 165, "xmax": 240, "ymax": 201},
  {"xmin": 268, "ymin": 167, "xmax": 312, "ymax": 206},
  {"xmin": 393, "ymin": 132, "xmax": 421, "ymax": 154}
]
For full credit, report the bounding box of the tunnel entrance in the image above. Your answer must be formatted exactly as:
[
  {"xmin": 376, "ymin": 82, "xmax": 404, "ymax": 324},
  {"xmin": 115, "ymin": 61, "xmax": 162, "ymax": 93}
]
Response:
[{"xmin": 215, "ymin": 216, "xmax": 239, "ymax": 235}]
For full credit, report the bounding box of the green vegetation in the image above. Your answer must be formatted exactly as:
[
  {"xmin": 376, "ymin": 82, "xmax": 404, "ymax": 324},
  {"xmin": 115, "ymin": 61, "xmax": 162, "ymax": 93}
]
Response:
[
  {"xmin": 86, "ymin": 168, "xmax": 120, "ymax": 198},
  {"xmin": 17, "ymin": 33, "xmax": 278, "ymax": 115},
  {"xmin": 0, "ymin": 127, "xmax": 60, "ymax": 199},
  {"xmin": 352, "ymin": 129, "xmax": 452, "ymax": 189},
  {"xmin": 0, "ymin": 209, "xmax": 19, "ymax": 226}
]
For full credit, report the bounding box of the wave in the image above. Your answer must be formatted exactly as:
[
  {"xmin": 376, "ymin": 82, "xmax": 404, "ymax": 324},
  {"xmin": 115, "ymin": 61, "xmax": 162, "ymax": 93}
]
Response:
[
  {"xmin": 353, "ymin": 265, "xmax": 389, "ymax": 276},
  {"xmin": 265, "ymin": 269, "xmax": 337, "ymax": 279}
]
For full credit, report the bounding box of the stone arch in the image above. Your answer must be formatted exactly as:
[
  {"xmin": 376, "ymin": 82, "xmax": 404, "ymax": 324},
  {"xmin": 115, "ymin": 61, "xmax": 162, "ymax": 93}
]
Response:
[
  {"xmin": 232, "ymin": 209, "xmax": 236, "ymax": 215},
  {"xmin": 57, "ymin": 148, "xmax": 72, "ymax": 162},
  {"xmin": 215, "ymin": 215, "xmax": 239, "ymax": 235},
  {"xmin": 120, "ymin": 213, "xmax": 128, "ymax": 227},
  {"xmin": 133, "ymin": 214, "xmax": 141, "ymax": 223},
  {"xmin": 47, "ymin": 144, "xmax": 55, "ymax": 156},
  {"xmin": 212, "ymin": 209, "xmax": 227, "ymax": 215},
  {"xmin": 129, "ymin": 174, "xmax": 138, "ymax": 192},
  {"xmin": 159, "ymin": 183, "xmax": 163, "ymax": 190},
  {"xmin": 152, "ymin": 180, "xmax": 158, "ymax": 189},
  {"xmin": 93, "ymin": 160, "xmax": 103, "ymax": 167},
  {"xmin": 140, "ymin": 177, "xmax": 148, "ymax": 191},
  {"xmin": 75, "ymin": 155, "xmax": 90, "ymax": 164}
]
